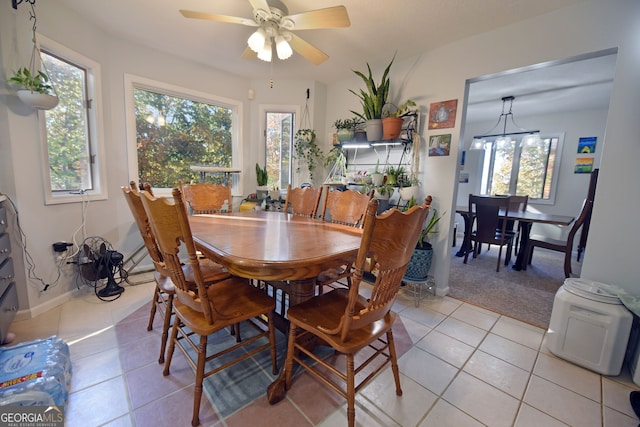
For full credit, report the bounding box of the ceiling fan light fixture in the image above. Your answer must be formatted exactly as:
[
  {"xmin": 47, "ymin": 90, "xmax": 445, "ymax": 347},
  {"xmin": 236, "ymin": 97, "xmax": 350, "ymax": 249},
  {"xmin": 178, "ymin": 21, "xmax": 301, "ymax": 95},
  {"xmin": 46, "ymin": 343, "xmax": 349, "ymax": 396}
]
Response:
[
  {"xmin": 275, "ymin": 34, "xmax": 292, "ymax": 60},
  {"xmin": 248, "ymin": 27, "xmax": 266, "ymax": 53},
  {"xmin": 257, "ymin": 39, "xmax": 272, "ymax": 62}
]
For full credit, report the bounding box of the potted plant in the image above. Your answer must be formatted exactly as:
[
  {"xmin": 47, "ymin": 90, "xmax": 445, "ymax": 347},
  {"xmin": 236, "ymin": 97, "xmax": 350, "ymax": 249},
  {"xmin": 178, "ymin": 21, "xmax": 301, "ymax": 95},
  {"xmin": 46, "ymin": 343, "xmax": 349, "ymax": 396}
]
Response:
[
  {"xmin": 398, "ymin": 174, "xmax": 420, "ymax": 201},
  {"xmin": 256, "ymin": 163, "xmax": 269, "ymax": 199},
  {"xmin": 370, "ymin": 160, "xmax": 384, "ymax": 186},
  {"xmin": 349, "ymin": 55, "xmax": 394, "ymax": 141},
  {"xmin": 10, "ymin": 67, "xmax": 59, "ymax": 110},
  {"xmin": 385, "ymin": 165, "xmax": 405, "ymax": 186},
  {"xmin": 294, "ymin": 129, "xmax": 323, "ymax": 181},
  {"xmin": 333, "ymin": 117, "xmax": 359, "ymax": 143},
  {"xmin": 404, "ymin": 199, "xmax": 445, "ymax": 280},
  {"xmin": 382, "ymin": 99, "xmax": 416, "ymax": 140}
]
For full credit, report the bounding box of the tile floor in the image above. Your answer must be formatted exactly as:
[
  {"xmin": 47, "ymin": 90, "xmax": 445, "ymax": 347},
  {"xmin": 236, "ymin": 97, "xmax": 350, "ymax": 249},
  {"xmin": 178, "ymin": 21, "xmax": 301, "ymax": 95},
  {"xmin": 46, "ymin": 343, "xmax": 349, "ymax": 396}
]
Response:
[{"xmin": 6, "ymin": 272, "xmax": 640, "ymax": 427}]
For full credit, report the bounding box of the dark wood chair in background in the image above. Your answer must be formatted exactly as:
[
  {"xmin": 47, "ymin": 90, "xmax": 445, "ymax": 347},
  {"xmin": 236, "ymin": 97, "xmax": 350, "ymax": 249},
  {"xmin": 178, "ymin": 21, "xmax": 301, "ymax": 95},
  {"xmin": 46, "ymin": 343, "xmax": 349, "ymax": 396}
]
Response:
[
  {"xmin": 577, "ymin": 168, "xmax": 598, "ymax": 261},
  {"xmin": 282, "ymin": 199, "xmax": 430, "ymax": 427},
  {"xmin": 180, "ymin": 180, "xmax": 232, "ymax": 214},
  {"xmin": 283, "ymin": 184, "xmax": 322, "ymax": 218},
  {"xmin": 524, "ymin": 199, "xmax": 593, "ymax": 278},
  {"xmin": 316, "ymin": 186, "xmax": 373, "ymax": 293},
  {"xmin": 121, "ymin": 182, "xmax": 231, "ymax": 364},
  {"xmin": 141, "ymin": 188, "xmax": 277, "ymax": 427},
  {"xmin": 501, "ymin": 195, "xmax": 529, "ymax": 255},
  {"xmin": 464, "ymin": 195, "xmax": 514, "ymax": 272}
]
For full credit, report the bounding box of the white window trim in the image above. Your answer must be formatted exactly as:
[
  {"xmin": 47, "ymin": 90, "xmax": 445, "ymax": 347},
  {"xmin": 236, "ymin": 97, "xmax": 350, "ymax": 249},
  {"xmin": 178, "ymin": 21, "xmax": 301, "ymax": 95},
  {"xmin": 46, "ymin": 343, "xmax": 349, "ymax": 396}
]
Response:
[
  {"xmin": 38, "ymin": 34, "xmax": 107, "ymax": 205},
  {"xmin": 123, "ymin": 74, "xmax": 244, "ymax": 197},
  {"xmin": 528, "ymin": 132, "xmax": 564, "ymax": 206},
  {"xmin": 259, "ymin": 104, "xmax": 300, "ymax": 191}
]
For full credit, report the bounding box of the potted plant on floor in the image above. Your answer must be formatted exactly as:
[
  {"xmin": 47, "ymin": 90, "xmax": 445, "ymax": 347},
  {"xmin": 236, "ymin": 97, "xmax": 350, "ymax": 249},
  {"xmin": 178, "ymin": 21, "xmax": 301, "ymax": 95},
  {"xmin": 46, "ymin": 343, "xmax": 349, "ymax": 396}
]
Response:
[
  {"xmin": 350, "ymin": 55, "xmax": 394, "ymax": 141},
  {"xmin": 404, "ymin": 196, "xmax": 445, "ymax": 280}
]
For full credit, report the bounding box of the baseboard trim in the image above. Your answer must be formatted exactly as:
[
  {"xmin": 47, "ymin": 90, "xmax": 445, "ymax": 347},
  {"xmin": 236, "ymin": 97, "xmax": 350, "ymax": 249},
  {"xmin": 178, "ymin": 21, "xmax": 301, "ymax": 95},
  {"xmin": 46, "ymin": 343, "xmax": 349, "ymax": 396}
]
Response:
[{"xmin": 14, "ymin": 287, "xmax": 84, "ymax": 321}]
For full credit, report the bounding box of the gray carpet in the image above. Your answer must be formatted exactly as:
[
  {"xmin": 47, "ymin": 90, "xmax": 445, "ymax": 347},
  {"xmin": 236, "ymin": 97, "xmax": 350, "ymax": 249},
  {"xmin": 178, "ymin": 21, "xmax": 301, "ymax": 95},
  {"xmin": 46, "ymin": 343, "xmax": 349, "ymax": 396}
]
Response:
[{"xmin": 447, "ymin": 245, "xmax": 582, "ymax": 329}]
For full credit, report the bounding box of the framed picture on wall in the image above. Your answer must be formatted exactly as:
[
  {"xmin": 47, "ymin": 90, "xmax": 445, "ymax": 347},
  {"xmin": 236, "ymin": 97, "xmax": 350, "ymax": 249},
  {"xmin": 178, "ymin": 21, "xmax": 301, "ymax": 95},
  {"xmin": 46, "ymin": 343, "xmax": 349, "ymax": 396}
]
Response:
[
  {"xmin": 575, "ymin": 157, "xmax": 594, "ymax": 173},
  {"xmin": 578, "ymin": 136, "xmax": 597, "ymax": 154},
  {"xmin": 428, "ymin": 134, "xmax": 451, "ymax": 156},
  {"xmin": 428, "ymin": 99, "xmax": 458, "ymax": 129}
]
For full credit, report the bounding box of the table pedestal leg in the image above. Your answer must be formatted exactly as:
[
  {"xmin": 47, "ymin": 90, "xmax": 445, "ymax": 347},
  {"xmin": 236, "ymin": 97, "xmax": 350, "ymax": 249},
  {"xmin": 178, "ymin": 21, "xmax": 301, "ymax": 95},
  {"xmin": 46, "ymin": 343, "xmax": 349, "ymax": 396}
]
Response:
[
  {"xmin": 455, "ymin": 213, "xmax": 472, "ymax": 257},
  {"xmin": 512, "ymin": 222, "xmax": 532, "ymax": 270}
]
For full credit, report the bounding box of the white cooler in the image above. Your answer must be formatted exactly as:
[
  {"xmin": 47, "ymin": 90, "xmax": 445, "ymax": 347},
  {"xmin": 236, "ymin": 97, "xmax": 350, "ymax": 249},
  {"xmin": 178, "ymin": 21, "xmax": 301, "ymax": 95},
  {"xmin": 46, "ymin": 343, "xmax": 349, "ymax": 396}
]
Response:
[{"xmin": 546, "ymin": 278, "xmax": 633, "ymax": 375}]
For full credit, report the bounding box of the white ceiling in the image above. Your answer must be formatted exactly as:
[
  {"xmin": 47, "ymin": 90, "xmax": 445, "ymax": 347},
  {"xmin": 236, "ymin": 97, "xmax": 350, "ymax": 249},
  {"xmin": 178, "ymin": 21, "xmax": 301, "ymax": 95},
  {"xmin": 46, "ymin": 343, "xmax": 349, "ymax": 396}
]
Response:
[{"xmin": 54, "ymin": 0, "xmax": 615, "ymax": 121}]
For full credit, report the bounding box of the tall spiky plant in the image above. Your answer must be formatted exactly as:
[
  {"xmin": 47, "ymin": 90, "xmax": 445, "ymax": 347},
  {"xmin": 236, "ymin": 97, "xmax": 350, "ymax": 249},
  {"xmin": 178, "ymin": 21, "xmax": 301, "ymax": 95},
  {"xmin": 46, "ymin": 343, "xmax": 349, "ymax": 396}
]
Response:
[{"xmin": 349, "ymin": 55, "xmax": 394, "ymax": 121}]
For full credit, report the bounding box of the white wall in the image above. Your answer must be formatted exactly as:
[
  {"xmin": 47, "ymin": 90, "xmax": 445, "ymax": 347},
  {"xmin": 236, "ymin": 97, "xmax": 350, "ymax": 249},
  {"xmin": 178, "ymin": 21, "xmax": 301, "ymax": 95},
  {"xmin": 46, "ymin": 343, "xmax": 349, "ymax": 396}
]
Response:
[{"xmin": 325, "ymin": 0, "xmax": 640, "ymax": 295}]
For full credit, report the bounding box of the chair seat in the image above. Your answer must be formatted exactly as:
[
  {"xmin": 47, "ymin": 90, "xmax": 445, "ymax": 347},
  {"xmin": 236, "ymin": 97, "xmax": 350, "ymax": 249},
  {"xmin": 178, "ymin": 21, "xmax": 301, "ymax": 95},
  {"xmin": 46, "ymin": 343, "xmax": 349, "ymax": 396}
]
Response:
[
  {"xmin": 287, "ymin": 289, "xmax": 395, "ymax": 354},
  {"xmin": 176, "ymin": 277, "xmax": 275, "ymax": 336}
]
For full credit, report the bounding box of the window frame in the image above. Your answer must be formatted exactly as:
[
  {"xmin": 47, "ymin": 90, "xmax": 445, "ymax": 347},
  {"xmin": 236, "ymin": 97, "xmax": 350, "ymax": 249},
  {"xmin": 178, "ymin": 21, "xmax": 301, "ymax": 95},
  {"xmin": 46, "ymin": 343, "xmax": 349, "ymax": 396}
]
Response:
[
  {"xmin": 37, "ymin": 34, "xmax": 107, "ymax": 205},
  {"xmin": 259, "ymin": 104, "xmax": 300, "ymax": 193},
  {"xmin": 124, "ymin": 74, "xmax": 244, "ymax": 197},
  {"xmin": 481, "ymin": 132, "xmax": 564, "ymax": 205}
]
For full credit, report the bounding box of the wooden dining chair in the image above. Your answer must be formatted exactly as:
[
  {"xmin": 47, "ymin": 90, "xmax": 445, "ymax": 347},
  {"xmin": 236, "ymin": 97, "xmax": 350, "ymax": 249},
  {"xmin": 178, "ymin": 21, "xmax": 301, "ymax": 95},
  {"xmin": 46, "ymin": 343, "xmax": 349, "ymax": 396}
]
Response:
[
  {"xmin": 140, "ymin": 187, "xmax": 277, "ymax": 427},
  {"xmin": 523, "ymin": 199, "xmax": 593, "ymax": 278},
  {"xmin": 121, "ymin": 182, "xmax": 232, "ymax": 364},
  {"xmin": 498, "ymin": 194, "xmax": 529, "ymax": 255},
  {"xmin": 464, "ymin": 194, "xmax": 514, "ymax": 272},
  {"xmin": 283, "ymin": 184, "xmax": 322, "ymax": 218},
  {"xmin": 281, "ymin": 199, "xmax": 429, "ymax": 427},
  {"xmin": 180, "ymin": 180, "xmax": 232, "ymax": 214},
  {"xmin": 316, "ymin": 186, "xmax": 373, "ymax": 293}
]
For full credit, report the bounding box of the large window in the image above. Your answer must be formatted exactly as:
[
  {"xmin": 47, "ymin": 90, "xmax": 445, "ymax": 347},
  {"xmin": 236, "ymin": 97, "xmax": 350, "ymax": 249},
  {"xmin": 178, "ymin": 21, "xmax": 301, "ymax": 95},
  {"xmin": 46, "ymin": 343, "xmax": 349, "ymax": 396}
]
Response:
[
  {"xmin": 38, "ymin": 36, "xmax": 105, "ymax": 204},
  {"xmin": 480, "ymin": 134, "xmax": 563, "ymax": 203},
  {"xmin": 125, "ymin": 76, "xmax": 241, "ymax": 193}
]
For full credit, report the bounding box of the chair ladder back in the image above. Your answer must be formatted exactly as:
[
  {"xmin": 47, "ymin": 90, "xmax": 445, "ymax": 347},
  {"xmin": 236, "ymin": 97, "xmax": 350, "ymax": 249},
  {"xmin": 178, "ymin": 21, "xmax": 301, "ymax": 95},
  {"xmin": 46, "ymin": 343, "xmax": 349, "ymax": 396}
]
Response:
[
  {"xmin": 284, "ymin": 184, "xmax": 322, "ymax": 218},
  {"xmin": 121, "ymin": 182, "xmax": 168, "ymax": 275},
  {"xmin": 567, "ymin": 199, "xmax": 593, "ymax": 247},
  {"xmin": 470, "ymin": 195, "xmax": 511, "ymax": 241},
  {"xmin": 140, "ymin": 189, "xmax": 215, "ymax": 323},
  {"xmin": 320, "ymin": 186, "xmax": 373, "ymax": 227},
  {"xmin": 339, "ymin": 200, "xmax": 430, "ymax": 341}
]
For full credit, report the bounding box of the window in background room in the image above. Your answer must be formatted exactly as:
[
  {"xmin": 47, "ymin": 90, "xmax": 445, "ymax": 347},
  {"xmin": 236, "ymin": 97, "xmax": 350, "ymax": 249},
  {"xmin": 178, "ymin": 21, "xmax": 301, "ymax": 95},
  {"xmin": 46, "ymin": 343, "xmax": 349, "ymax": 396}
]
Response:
[
  {"xmin": 481, "ymin": 134, "xmax": 562, "ymax": 202},
  {"xmin": 39, "ymin": 36, "xmax": 106, "ymax": 205},
  {"xmin": 134, "ymin": 88, "xmax": 234, "ymax": 188},
  {"xmin": 265, "ymin": 111, "xmax": 294, "ymax": 190}
]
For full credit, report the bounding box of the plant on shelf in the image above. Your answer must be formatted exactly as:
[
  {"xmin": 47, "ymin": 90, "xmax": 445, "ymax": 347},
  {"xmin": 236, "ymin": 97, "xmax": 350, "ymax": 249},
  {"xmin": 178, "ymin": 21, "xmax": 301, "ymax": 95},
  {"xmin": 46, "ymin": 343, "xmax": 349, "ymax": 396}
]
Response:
[
  {"xmin": 256, "ymin": 163, "xmax": 269, "ymax": 199},
  {"xmin": 385, "ymin": 99, "xmax": 417, "ymax": 118},
  {"xmin": 382, "ymin": 99, "xmax": 416, "ymax": 140},
  {"xmin": 370, "ymin": 160, "xmax": 384, "ymax": 186},
  {"xmin": 294, "ymin": 129, "xmax": 322, "ymax": 181},
  {"xmin": 323, "ymin": 146, "xmax": 347, "ymax": 185},
  {"xmin": 333, "ymin": 117, "xmax": 360, "ymax": 143},
  {"xmin": 350, "ymin": 55, "xmax": 394, "ymax": 141},
  {"xmin": 385, "ymin": 165, "xmax": 405, "ymax": 186}
]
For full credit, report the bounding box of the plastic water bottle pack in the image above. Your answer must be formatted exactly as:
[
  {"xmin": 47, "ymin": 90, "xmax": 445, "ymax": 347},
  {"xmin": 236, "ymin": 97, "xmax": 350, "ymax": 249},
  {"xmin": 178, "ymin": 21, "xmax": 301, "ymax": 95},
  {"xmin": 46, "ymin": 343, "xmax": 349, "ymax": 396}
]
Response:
[{"xmin": 0, "ymin": 336, "xmax": 72, "ymax": 406}]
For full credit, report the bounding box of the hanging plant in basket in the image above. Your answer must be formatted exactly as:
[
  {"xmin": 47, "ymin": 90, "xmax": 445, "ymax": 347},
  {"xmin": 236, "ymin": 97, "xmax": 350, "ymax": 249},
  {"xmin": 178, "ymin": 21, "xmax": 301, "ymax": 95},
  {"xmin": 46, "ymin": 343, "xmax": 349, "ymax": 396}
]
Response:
[{"xmin": 294, "ymin": 129, "xmax": 322, "ymax": 180}]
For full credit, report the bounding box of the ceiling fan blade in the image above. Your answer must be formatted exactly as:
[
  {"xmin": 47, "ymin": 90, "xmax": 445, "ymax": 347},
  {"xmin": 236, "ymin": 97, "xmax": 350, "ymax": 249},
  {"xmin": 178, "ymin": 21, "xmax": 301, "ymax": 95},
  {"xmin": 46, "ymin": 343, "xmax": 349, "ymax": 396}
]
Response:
[
  {"xmin": 241, "ymin": 46, "xmax": 258, "ymax": 60},
  {"xmin": 286, "ymin": 6, "xmax": 350, "ymax": 30},
  {"xmin": 248, "ymin": 0, "xmax": 270, "ymax": 13},
  {"xmin": 288, "ymin": 33, "xmax": 329, "ymax": 65},
  {"xmin": 179, "ymin": 9, "xmax": 258, "ymax": 27}
]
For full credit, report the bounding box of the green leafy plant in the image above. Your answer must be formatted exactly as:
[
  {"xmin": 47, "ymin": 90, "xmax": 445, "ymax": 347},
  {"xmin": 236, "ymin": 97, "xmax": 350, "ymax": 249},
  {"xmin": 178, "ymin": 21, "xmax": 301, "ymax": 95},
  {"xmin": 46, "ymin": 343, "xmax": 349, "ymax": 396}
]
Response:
[
  {"xmin": 349, "ymin": 55, "xmax": 394, "ymax": 121},
  {"xmin": 294, "ymin": 129, "xmax": 323, "ymax": 180},
  {"xmin": 385, "ymin": 99, "xmax": 417, "ymax": 118},
  {"xmin": 333, "ymin": 117, "xmax": 360, "ymax": 130},
  {"xmin": 417, "ymin": 208, "xmax": 445, "ymax": 249},
  {"xmin": 9, "ymin": 67, "xmax": 53, "ymax": 94},
  {"xmin": 255, "ymin": 163, "xmax": 268, "ymax": 186}
]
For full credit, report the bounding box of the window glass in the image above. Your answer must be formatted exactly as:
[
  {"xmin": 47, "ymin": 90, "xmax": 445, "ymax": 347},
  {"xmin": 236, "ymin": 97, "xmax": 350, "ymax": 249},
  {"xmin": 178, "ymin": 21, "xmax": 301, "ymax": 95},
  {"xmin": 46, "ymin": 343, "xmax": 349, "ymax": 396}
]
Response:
[
  {"xmin": 134, "ymin": 88, "xmax": 233, "ymax": 188},
  {"xmin": 265, "ymin": 112, "xmax": 293, "ymax": 190}
]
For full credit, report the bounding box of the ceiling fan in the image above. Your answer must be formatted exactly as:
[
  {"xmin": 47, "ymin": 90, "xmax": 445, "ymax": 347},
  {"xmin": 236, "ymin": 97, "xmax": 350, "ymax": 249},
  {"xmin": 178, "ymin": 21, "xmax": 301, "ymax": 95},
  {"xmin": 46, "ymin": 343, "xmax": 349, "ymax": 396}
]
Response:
[{"xmin": 180, "ymin": 0, "xmax": 350, "ymax": 65}]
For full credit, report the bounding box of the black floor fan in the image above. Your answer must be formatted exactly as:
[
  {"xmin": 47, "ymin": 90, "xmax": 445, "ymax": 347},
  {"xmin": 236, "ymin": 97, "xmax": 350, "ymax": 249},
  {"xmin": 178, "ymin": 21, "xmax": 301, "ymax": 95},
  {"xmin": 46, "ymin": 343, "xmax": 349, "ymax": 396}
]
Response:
[{"xmin": 78, "ymin": 237, "xmax": 126, "ymax": 301}]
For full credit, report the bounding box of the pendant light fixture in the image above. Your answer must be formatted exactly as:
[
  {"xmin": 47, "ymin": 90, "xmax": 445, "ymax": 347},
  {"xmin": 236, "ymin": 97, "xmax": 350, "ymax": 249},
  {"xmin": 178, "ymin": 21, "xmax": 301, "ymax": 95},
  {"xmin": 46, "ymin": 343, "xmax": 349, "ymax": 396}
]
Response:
[{"xmin": 470, "ymin": 96, "xmax": 540, "ymax": 150}]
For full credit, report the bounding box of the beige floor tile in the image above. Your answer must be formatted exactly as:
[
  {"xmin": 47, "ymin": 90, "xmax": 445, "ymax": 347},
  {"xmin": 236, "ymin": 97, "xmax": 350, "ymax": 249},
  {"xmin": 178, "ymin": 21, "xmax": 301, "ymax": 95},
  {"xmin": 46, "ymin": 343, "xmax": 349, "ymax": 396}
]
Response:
[
  {"xmin": 513, "ymin": 403, "xmax": 569, "ymax": 427},
  {"xmin": 101, "ymin": 414, "xmax": 135, "ymax": 427},
  {"xmin": 65, "ymin": 376, "xmax": 130, "ymax": 426},
  {"xmin": 464, "ymin": 350, "xmax": 530, "ymax": 399},
  {"xmin": 398, "ymin": 306, "xmax": 447, "ymax": 329},
  {"xmin": 603, "ymin": 406, "xmax": 639, "ymax": 427},
  {"xmin": 524, "ymin": 375, "xmax": 601, "ymax": 427},
  {"xmin": 534, "ymin": 352, "xmax": 601, "ymax": 402},
  {"xmin": 397, "ymin": 315, "xmax": 432, "ymax": 344},
  {"xmin": 65, "ymin": 325, "xmax": 118, "ymax": 361},
  {"xmin": 435, "ymin": 317, "xmax": 487, "ymax": 347},
  {"xmin": 603, "ymin": 377, "xmax": 638, "ymax": 418},
  {"xmin": 397, "ymin": 347, "xmax": 458, "ymax": 395},
  {"xmin": 70, "ymin": 347, "xmax": 122, "ymax": 393},
  {"xmin": 9, "ymin": 305, "xmax": 61, "ymax": 342},
  {"xmin": 451, "ymin": 303, "xmax": 499, "ymax": 330},
  {"xmin": 491, "ymin": 316, "xmax": 545, "ymax": 350},
  {"xmin": 443, "ymin": 371, "xmax": 519, "ymax": 427},
  {"xmin": 420, "ymin": 295, "xmax": 463, "ymax": 316},
  {"xmin": 418, "ymin": 399, "xmax": 485, "ymax": 427},
  {"xmin": 479, "ymin": 333, "xmax": 538, "ymax": 371},
  {"xmin": 415, "ymin": 329, "xmax": 475, "ymax": 368},
  {"xmin": 361, "ymin": 370, "xmax": 437, "ymax": 427},
  {"xmin": 318, "ymin": 398, "xmax": 400, "ymax": 427}
]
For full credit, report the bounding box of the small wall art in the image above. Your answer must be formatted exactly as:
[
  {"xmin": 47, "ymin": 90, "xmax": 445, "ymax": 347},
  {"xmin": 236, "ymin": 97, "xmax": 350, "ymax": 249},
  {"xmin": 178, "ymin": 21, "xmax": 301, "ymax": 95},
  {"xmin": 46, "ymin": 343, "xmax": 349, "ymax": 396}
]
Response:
[
  {"xmin": 577, "ymin": 136, "xmax": 597, "ymax": 154},
  {"xmin": 575, "ymin": 157, "xmax": 594, "ymax": 173},
  {"xmin": 428, "ymin": 134, "xmax": 451, "ymax": 156},
  {"xmin": 428, "ymin": 99, "xmax": 458, "ymax": 129}
]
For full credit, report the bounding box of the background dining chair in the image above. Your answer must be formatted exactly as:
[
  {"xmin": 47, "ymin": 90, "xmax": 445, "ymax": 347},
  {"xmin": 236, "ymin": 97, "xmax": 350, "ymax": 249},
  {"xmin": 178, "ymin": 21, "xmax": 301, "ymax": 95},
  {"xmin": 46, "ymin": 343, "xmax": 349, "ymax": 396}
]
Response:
[
  {"xmin": 283, "ymin": 184, "xmax": 322, "ymax": 218},
  {"xmin": 523, "ymin": 198, "xmax": 593, "ymax": 278},
  {"xmin": 281, "ymin": 199, "xmax": 430, "ymax": 427},
  {"xmin": 121, "ymin": 182, "xmax": 231, "ymax": 364},
  {"xmin": 141, "ymin": 188, "xmax": 277, "ymax": 427},
  {"xmin": 316, "ymin": 186, "xmax": 373, "ymax": 293},
  {"xmin": 180, "ymin": 180, "xmax": 232, "ymax": 214},
  {"xmin": 464, "ymin": 194, "xmax": 514, "ymax": 272},
  {"xmin": 499, "ymin": 194, "xmax": 529, "ymax": 255}
]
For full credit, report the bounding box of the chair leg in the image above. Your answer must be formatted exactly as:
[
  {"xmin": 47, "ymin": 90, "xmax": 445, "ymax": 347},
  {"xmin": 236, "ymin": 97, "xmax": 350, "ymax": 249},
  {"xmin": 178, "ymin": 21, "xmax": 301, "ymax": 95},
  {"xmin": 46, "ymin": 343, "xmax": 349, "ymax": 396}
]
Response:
[
  {"xmin": 267, "ymin": 312, "xmax": 277, "ymax": 375},
  {"xmin": 147, "ymin": 286, "xmax": 159, "ymax": 331},
  {"xmin": 284, "ymin": 324, "xmax": 297, "ymax": 390},
  {"xmin": 564, "ymin": 250, "xmax": 572, "ymax": 278},
  {"xmin": 191, "ymin": 335, "xmax": 208, "ymax": 427},
  {"xmin": 346, "ymin": 353, "xmax": 356, "ymax": 427},
  {"xmin": 158, "ymin": 294, "xmax": 173, "ymax": 364},
  {"xmin": 387, "ymin": 330, "xmax": 403, "ymax": 397},
  {"xmin": 496, "ymin": 246, "xmax": 503, "ymax": 272},
  {"xmin": 163, "ymin": 316, "xmax": 179, "ymax": 376}
]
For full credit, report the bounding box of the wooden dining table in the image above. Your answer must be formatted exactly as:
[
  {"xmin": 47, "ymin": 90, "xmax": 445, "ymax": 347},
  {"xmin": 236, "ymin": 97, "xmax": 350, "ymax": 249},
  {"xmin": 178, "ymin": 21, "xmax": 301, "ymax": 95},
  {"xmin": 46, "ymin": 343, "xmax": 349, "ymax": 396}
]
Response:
[
  {"xmin": 455, "ymin": 206, "xmax": 575, "ymax": 270},
  {"xmin": 189, "ymin": 210, "xmax": 363, "ymax": 307}
]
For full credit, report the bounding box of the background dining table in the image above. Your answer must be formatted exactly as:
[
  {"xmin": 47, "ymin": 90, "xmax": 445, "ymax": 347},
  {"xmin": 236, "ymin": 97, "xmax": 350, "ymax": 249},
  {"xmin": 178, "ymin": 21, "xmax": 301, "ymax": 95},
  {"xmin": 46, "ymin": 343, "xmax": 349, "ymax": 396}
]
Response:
[{"xmin": 455, "ymin": 206, "xmax": 575, "ymax": 270}]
